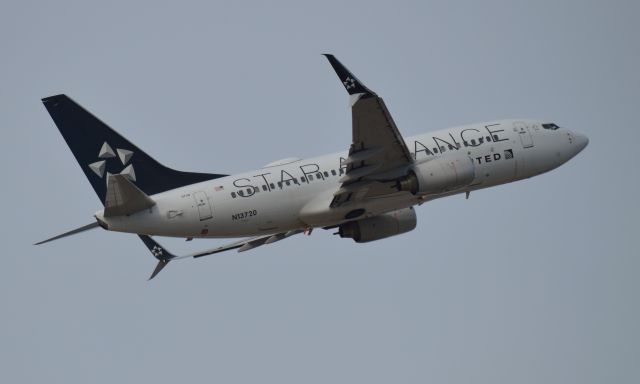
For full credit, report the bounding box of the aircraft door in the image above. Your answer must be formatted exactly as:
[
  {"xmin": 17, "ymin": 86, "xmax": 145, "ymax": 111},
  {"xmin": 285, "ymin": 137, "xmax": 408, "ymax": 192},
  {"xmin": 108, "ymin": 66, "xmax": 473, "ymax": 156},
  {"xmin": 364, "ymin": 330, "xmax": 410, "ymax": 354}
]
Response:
[
  {"xmin": 193, "ymin": 191, "xmax": 213, "ymax": 221},
  {"xmin": 515, "ymin": 122, "xmax": 534, "ymax": 148}
]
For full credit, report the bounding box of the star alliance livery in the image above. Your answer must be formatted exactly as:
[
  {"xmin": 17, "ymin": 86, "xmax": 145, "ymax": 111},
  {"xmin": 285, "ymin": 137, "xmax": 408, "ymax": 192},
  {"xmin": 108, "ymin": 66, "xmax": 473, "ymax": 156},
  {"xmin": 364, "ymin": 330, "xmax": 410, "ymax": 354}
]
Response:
[{"xmin": 37, "ymin": 55, "xmax": 588, "ymax": 279}]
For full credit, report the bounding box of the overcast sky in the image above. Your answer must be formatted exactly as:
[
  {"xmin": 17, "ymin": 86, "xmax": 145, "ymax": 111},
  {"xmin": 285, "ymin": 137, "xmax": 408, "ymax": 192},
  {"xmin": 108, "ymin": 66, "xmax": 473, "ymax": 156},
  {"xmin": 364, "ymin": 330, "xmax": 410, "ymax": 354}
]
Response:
[{"xmin": 1, "ymin": 1, "xmax": 638, "ymax": 383}]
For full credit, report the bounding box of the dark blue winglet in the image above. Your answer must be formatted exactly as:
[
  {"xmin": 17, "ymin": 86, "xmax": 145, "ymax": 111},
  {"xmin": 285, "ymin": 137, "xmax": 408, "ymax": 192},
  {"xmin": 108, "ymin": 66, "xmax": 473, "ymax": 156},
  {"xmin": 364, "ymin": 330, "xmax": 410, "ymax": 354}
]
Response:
[
  {"xmin": 322, "ymin": 54, "xmax": 376, "ymax": 96},
  {"xmin": 138, "ymin": 235, "xmax": 176, "ymax": 280}
]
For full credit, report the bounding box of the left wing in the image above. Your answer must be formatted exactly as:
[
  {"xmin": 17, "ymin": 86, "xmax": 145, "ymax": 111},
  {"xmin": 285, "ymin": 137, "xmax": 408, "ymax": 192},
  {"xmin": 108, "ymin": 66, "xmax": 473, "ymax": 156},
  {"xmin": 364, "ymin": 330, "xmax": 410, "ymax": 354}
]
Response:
[
  {"xmin": 323, "ymin": 55, "xmax": 413, "ymax": 207},
  {"xmin": 138, "ymin": 230, "xmax": 303, "ymax": 280}
]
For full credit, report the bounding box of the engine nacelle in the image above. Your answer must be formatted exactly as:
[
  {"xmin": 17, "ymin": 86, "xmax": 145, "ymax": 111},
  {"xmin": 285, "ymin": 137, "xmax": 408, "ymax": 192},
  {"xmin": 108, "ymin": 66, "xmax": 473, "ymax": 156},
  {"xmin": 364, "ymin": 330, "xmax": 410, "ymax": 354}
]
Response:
[
  {"xmin": 396, "ymin": 156, "xmax": 475, "ymax": 195},
  {"xmin": 338, "ymin": 207, "xmax": 417, "ymax": 243}
]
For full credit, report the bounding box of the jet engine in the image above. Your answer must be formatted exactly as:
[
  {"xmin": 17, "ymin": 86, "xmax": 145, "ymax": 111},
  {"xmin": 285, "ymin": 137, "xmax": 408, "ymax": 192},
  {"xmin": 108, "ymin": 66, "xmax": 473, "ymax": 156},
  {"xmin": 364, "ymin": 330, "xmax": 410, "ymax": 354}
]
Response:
[
  {"xmin": 396, "ymin": 156, "xmax": 475, "ymax": 195},
  {"xmin": 338, "ymin": 207, "xmax": 417, "ymax": 243}
]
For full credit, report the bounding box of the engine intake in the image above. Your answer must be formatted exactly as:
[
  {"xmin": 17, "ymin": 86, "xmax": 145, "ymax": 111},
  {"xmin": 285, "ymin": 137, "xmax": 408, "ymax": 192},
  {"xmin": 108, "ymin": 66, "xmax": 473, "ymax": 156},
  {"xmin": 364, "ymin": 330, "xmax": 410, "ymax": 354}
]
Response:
[
  {"xmin": 397, "ymin": 156, "xmax": 475, "ymax": 195},
  {"xmin": 338, "ymin": 207, "xmax": 417, "ymax": 243}
]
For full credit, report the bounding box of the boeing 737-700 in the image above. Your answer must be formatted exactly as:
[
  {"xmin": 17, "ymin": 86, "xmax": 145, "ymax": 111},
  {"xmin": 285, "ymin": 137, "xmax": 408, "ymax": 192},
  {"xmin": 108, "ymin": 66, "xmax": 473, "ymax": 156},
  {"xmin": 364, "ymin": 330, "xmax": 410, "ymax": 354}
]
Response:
[{"xmin": 36, "ymin": 55, "xmax": 589, "ymax": 279}]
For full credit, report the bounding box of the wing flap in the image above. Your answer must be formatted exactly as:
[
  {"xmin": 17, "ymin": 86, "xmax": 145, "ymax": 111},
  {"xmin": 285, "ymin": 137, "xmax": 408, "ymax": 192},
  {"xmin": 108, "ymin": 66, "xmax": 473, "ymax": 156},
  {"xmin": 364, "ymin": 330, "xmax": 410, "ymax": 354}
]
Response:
[{"xmin": 338, "ymin": 164, "xmax": 380, "ymax": 183}]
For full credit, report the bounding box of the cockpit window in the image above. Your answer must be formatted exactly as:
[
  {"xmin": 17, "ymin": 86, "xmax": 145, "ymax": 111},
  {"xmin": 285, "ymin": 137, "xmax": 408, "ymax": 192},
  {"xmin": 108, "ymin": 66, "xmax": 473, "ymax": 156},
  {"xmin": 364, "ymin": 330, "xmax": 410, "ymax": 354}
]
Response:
[{"xmin": 542, "ymin": 123, "xmax": 560, "ymax": 130}]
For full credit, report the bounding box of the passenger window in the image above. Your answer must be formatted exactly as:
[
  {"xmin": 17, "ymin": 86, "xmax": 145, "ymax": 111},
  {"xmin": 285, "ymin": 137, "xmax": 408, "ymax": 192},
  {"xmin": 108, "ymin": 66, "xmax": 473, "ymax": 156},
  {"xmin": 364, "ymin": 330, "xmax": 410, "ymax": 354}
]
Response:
[
  {"xmin": 493, "ymin": 135, "xmax": 499, "ymax": 141},
  {"xmin": 331, "ymin": 170, "xmax": 337, "ymax": 176},
  {"xmin": 253, "ymin": 186, "xmax": 259, "ymax": 193},
  {"xmin": 308, "ymin": 174, "xmax": 314, "ymax": 181},
  {"xmin": 463, "ymin": 141, "xmax": 468, "ymax": 147},
  {"xmin": 486, "ymin": 136, "xmax": 492, "ymax": 142},
  {"xmin": 316, "ymin": 172, "xmax": 322, "ymax": 179},
  {"xmin": 238, "ymin": 190, "xmax": 244, "ymax": 197},
  {"xmin": 231, "ymin": 192, "xmax": 237, "ymax": 198},
  {"xmin": 433, "ymin": 148, "xmax": 439, "ymax": 153},
  {"xmin": 262, "ymin": 185, "xmax": 268, "ymax": 191},
  {"xmin": 440, "ymin": 146, "xmax": 446, "ymax": 152},
  {"xmin": 301, "ymin": 176, "xmax": 306, "ymax": 183},
  {"xmin": 479, "ymin": 137, "xmax": 484, "ymax": 144},
  {"xmin": 285, "ymin": 180, "xmax": 291, "ymax": 186},
  {"xmin": 448, "ymin": 145, "xmax": 454, "ymax": 150},
  {"xmin": 246, "ymin": 188, "xmax": 252, "ymax": 195},
  {"xmin": 277, "ymin": 181, "xmax": 282, "ymax": 188},
  {"xmin": 270, "ymin": 183, "xmax": 275, "ymax": 190},
  {"xmin": 323, "ymin": 171, "xmax": 329, "ymax": 177},
  {"xmin": 339, "ymin": 169, "xmax": 344, "ymax": 175},
  {"xmin": 471, "ymin": 139, "xmax": 476, "ymax": 145}
]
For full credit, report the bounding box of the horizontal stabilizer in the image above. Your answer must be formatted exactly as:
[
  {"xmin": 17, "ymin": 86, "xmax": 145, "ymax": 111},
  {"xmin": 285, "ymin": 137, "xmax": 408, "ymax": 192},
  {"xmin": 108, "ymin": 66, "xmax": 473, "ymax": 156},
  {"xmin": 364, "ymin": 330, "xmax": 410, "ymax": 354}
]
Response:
[
  {"xmin": 35, "ymin": 222, "xmax": 100, "ymax": 245},
  {"xmin": 104, "ymin": 174, "xmax": 155, "ymax": 217}
]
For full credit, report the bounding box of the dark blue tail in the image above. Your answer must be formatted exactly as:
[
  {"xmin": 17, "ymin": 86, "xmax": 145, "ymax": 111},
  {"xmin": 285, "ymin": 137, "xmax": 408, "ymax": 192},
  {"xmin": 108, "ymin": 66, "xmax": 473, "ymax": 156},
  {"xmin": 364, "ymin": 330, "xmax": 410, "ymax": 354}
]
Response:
[{"xmin": 42, "ymin": 94, "xmax": 227, "ymax": 204}]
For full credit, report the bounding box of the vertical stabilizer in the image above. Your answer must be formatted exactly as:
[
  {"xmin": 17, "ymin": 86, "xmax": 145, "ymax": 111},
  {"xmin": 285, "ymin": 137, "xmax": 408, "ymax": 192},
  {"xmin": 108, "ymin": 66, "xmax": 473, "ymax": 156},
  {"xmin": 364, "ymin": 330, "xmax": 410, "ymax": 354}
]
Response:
[{"xmin": 42, "ymin": 94, "xmax": 227, "ymax": 204}]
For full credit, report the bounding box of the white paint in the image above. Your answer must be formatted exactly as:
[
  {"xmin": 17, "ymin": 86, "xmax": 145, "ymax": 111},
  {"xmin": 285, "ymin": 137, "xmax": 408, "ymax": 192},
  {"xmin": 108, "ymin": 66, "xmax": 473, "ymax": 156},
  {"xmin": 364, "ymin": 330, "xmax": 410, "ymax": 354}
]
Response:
[{"xmin": 96, "ymin": 119, "xmax": 588, "ymax": 239}]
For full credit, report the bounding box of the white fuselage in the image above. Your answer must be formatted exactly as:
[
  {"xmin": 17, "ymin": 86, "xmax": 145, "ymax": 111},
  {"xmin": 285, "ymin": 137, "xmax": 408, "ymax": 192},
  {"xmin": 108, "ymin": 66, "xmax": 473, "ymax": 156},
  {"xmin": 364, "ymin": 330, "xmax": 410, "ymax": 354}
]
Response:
[{"xmin": 97, "ymin": 119, "xmax": 588, "ymax": 238}]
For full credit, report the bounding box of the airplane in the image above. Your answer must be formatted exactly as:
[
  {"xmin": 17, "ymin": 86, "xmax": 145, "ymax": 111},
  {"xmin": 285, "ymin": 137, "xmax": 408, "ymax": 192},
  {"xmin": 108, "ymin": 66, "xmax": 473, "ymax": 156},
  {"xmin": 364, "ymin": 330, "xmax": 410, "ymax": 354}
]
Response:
[{"xmin": 36, "ymin": 54, "xmax": 589, "ymax": 280}]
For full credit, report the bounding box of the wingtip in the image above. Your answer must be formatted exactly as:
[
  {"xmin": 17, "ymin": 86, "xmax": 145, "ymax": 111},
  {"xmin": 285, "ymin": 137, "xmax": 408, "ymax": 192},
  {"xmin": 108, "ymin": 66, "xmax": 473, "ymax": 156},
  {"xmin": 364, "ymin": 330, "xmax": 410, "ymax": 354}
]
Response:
[
  {"xmin": 148, "ymin": 259, "xmax": 170, "ymax": 280},
  {"xmin": 322, "ymin": 55, "xmax": 375, "ymax": 96},
  {"xmin": 41, "ymin": 94, "xmax": 67, "ymax": 103}
]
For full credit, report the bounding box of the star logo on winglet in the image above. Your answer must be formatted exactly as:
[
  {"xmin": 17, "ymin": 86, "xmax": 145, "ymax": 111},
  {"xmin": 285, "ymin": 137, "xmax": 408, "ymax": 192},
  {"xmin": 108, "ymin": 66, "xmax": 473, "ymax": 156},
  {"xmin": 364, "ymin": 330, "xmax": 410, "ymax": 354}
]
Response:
[
  {"xmin": 343, "ymin": 77, "xmax": 356, "ymax": 90},
  {"xmin": 151, "ymin": 245, "xmax": 163, "ymax": 257}
]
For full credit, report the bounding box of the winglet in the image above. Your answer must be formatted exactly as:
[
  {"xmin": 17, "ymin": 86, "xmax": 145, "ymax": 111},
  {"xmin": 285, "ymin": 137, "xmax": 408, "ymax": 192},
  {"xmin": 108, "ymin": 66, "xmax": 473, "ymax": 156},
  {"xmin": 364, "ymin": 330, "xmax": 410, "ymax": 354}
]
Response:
[
  {"xmin": 138, "ymin": 235, "xmax": 176, "ymax": 280},
  {"xmin": 322, "ymin": 54, "xmax": 376, "ymax": 96},
  {"xmin": 148, "ymin": 260, "xmax": 170, "ymax": 280}
]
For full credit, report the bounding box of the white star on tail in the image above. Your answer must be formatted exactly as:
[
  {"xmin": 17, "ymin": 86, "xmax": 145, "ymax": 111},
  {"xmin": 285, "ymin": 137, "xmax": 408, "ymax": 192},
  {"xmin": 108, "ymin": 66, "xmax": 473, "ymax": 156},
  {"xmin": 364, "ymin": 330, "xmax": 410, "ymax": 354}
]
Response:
[{"xmin": 87, "ymin": 141, "xmax": 136, "ymax": 183}]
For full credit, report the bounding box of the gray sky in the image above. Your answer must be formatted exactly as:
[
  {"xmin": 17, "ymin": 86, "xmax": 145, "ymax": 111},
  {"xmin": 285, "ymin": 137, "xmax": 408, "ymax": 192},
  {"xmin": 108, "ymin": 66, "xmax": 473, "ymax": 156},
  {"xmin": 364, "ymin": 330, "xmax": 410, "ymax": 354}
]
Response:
[{"xmin": 1, "ymin": 1, "xmax": 638, "ymax": 383}]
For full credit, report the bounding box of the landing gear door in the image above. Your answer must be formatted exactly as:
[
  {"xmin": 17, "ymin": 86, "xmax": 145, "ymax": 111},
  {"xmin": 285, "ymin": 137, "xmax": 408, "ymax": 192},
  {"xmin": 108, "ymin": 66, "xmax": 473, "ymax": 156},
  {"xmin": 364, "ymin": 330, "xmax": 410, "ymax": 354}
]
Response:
[
  {"xmin": 193, "ymin": 191, "xmax": 213, "ymax": 221},
  {"xmin": 515, "ymin": 121, "xmax": 534, "ymax": 148}
]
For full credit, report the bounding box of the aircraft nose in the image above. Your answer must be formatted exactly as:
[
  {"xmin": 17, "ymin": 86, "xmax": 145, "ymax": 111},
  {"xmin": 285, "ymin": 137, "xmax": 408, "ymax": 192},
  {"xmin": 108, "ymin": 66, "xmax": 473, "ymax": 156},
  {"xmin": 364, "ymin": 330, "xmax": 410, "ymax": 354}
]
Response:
[
  {"xmin": 573, "ymin": 131, "xmax": 589, "ymax": 153},
  {"xmin": 564, "ymin": 130, "xmax": 588, "ymax": 160}
]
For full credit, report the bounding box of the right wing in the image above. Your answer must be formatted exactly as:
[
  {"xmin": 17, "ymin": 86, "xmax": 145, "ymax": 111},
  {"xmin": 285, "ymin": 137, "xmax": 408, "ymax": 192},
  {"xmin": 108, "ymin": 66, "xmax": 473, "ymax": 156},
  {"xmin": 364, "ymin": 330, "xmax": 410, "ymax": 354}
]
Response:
[
  {"xmin": 323, "ymin": 55, "xmax": 414, "ymax": 207},
  {"xmin": 138, "ymin": 230, "xmax": 303, "ymax": 280}
]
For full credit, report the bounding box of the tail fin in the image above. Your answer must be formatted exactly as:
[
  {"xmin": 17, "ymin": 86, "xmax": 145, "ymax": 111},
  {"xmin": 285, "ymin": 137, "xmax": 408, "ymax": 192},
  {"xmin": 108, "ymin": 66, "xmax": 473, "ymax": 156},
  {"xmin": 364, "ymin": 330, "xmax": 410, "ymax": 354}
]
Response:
[{"xmin": 42, "ymin": 94, "xmax": 227, "ymax": 204}]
